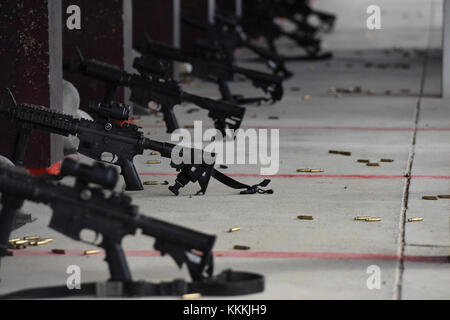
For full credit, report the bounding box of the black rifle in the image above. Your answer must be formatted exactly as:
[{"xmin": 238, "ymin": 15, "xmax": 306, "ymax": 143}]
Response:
[
  {"xmin": 134, "ymin": 35, "xmax": 284, "ymax": 105},
  {"xmin": 255, "ymin": 0, "xmax": 320, "ymax": 37},
  {"xmin": 0, "ymin": 159, "xmax": 264, "ymax": 298},
  {"xmin": 180, "ymin": 14, "xmax": 293, "ymax": 79},
  {"xmin": 277, "ymin": 0, "xmax": 336, "ymax": 33},
  {"xmin": 64, "ymin": 48, "xmax": 245, "ymax": 136},
  {"xmin": 233, "ymin": 0, "xmax": 332, "ymax": 59},
  {"xmin": 0, "ymin": 88, "xmax": 214, "ymax": 193},
  {"xmin": 0, "ymin": 89, "xmax": 272, "ymax": 195}
]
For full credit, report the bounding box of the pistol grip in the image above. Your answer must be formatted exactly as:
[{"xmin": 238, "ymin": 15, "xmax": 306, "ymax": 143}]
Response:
[
  {"xmin": 162, "ymin": 105, "xmax": 179, "ymax": 133},
  {"xmin": 117, "ymin": 157, "xmax": 143, "ymax": 191}
]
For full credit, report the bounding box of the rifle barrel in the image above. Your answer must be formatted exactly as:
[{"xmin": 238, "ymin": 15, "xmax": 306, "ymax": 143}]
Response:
[
  {"xmin": 181, "ymin": 92, "xmax": 245, "ymax": 118},
  {"xmin": 232, "ymin": 66, "xmax": 282, "ymax": 84}
]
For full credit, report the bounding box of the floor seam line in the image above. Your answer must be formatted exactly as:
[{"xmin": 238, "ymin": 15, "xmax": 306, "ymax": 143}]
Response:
[{"xmin": 394, "ymin": 1, "xmax": 434, "ymax": 300}]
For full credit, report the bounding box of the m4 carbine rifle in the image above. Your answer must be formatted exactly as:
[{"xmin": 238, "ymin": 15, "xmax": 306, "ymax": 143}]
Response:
[
  {"xmin": 179, "ymin": 13, "xmax": 293, "ymax": 79},
  {"xmin": 0, "ymin": 89, "xmax": 272, "ymax": 195},
  {"xmin": 276, "ymin": 0, "xmax": 336, "ymax": 33},
  {"xmin": 234, "ymin": 0, "xmax": 331, "ymax": 59},
  {"xmin": 64, "ymin": 48, "xmax": 245, "ymax": 136},
  {"xmin": 0, "ymin": 159, "xmax": 264, "ymax": 298},
  {"xmin": 134, "ymin": 34, "xmax": 284, "ymax": 105}
]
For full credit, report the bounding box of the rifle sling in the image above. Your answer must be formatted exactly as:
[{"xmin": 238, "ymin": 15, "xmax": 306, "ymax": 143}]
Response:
[
  {"xmin": 0, "ymin": 270, "xmax": 264, "ymax": 299},
  {"xmin": 211, "ymin": 169, "xmax": 274, "ymax": 195}
]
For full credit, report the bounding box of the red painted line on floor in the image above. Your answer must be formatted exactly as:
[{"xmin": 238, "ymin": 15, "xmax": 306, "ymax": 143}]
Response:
[
  {"xmin": 247, "ymin": 126, "xmax": 415, "ymax": 131},
  {"xmin": 410, "ymin": 175, "xmax": 450, "ymax": 180},
  {"xmin": 141, "ymin": 124, "xmax": 450, "ymax": 132},
  {"xmin": 138, "ymin": 173, "xmax": 450, "ymax": 180},
  {"xmin": 7, "ymin": 250, "xmax": 449, "ymax": 264}
]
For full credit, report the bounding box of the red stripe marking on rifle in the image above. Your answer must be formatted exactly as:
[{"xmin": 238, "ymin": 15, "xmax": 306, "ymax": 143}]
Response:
[
  {"xmin": 137, "ymin": 173, "xmax": 450, "ymax": 180},
  {"xmin": 7, "ymin": 250, "xmax": 449, "ymax": 264}
]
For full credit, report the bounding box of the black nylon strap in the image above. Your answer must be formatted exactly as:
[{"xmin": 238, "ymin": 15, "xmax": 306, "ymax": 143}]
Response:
[
  {"xmin": 211, "ymin": 169, "xmax": 274, "ymax": 195},
  {"xmin": 0, "ymin": 270, "xmax": 264, "ymax": 299},
  {"xmin": 190, "ymin": 270, "xmax": 265, "ymax": 296}
]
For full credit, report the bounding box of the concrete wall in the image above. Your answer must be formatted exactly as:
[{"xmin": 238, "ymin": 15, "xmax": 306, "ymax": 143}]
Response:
[
  {"xmin": 0, "ymin": 0, "xmax": 63, "ymax": 168},
  {"xmin": 133, "ymin": 0, "xmax": 173, "ymax": 46},
  {"xmin": 181, "ymin": 0, "xmax": 208, "ymax": 51},
  {"xmin": 62, "ymin": 0, "xmax": 132, "ymax": 108}
]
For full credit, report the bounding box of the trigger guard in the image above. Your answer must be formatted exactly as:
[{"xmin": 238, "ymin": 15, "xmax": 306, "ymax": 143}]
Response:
[
  {"xmin": 147, "ymin": 101, "xmax": 161, "ymax": 112},
  {"xmin": 79, "ymin": 231, "xmax": 103, "ymax": 247}
]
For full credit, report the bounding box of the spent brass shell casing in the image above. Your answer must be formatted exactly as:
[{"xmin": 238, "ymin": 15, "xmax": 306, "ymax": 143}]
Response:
[
  {"xmin": 146, "ymin": 160, "xmax": 161, "ymax": 165},
  {"xmin": 14, "ymin": 240, "xmax": 29, "ymax": 245},
  {"xmin": 228, "ymin": 228, "xmax": 241, "ymax": 233},
  {"xmin": 380, "ymin": 159, "xmax": 394, "ymax": 163},
  {"xmin": 438, "ymin": 195, "xmax": 450, "ymax": 199},
  {"xmin": 354, "ymin": 216, "xmax": 372, "ymax": 221},
  {"xmin": 357, "ymin": 159, "xmax": 370, "ymax": 163},
  {"xmin": 143, "ymin": 181, "xmax": 159, "ymax": 186},
  {"xmin": 220, "ymin": 165, "xmax": 228, "ymax": 169},
  {"xmin": 52, "ymin": 249, "xmax": 66, "ymax": 255},
  {"xmin": 233, "ymin": 245, "xmax": 250, "ymax": 251},
  {"xmin": 422, "ymin": 196, "xmax": 438, "ymax": 200},
  {"xmin": 329, "ymin": 150, "xmax": 351, "ymax": 156},
  {"xmin": 182, "ymin": 293, "xmax": 201, "ymax": 300},
  {"xmin": 24, "ymin": 236, "xmax": 40, "ymax": 241},
  {"xmin": 8, "ymin": 238, "xmax": 21, "ymax": 244},
  {"xmin": 84, "ymin": 250, "xmax": 101, "ymax": 256},
  {"xmin": 297, "ymin": 216, "xmax": 314, "ymax": 220},
  {"xmin": 160, "ymin": 181, "xmax": 169, "ymax": 185},
  {"xmin": 408, "ymin": 218, "xmax": 423, "ymax": 222},
  {"xmin": 365, "ymin": 217, "xmax": 382, "ymax": 222},
  {"xmin": 36, "ymin": 239, "xmax": 54, "ymax": 246},
  {"xmin": 296, "ymin": 169, "xmax": 323, "ymax": 173},
  {"xmin": 366, "ymin": 163, "xmax": 380, "ymax": 167}
]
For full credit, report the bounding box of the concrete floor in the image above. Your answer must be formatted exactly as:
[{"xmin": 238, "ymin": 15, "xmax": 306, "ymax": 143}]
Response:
[{"xmin": 1, "ymin": 0, "xmax": 449, "ymax": 299}]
